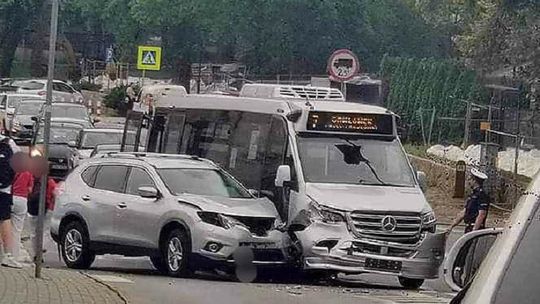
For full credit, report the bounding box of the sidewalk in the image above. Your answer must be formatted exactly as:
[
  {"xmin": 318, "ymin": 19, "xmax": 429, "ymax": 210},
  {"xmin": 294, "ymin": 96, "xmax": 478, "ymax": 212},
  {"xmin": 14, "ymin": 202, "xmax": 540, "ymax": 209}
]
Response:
[{"xmin": 0, "ymin": 266, "xmax": 127, "ymax": 304}]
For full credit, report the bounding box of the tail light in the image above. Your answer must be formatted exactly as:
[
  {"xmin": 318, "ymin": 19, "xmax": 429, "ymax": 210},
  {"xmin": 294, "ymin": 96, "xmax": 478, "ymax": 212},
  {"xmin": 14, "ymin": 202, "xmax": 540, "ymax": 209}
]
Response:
[{"xmin": 37, "ymin": 91, "xmax": 46, "ymax": 96}]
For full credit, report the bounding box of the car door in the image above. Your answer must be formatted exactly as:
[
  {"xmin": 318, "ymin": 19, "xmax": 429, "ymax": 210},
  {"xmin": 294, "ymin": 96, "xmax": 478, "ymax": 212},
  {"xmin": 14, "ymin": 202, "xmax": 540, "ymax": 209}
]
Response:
[
  {"xmin": 114, "ymin": 166, "xmax": 164, "ymax": 249},
  {"xmin": 87, "ymin": 165, "xmax": 129, "ymax": 244},
  {"xmin": 52, "ymin": 82, "xmax": 71, "ymax": 102}
]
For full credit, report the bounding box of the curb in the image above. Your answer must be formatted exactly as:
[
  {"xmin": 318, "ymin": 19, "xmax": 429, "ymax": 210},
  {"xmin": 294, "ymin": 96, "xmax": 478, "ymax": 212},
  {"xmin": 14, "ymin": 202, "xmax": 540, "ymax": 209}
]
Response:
[{"xmin": 81, "ymin": 271, "xmax": 130, "ymax": 304}]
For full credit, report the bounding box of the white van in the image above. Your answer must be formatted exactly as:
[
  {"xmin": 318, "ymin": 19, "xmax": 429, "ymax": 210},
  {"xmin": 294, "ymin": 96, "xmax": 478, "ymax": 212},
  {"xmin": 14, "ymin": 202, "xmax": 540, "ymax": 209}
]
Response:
[
  {"xmin": 443, "ymin": 172, "xmax": 540, "ymax": 303},
  {"xmin": 134, "ymin": 84, "xmax": 188, "ymax": 114},
  {"xmin": 240, "ymin": 84, "xmax": 344, "ymax": 101},
  {"xmin": 123, "ymin": 94, "xmax": 444, "ymax": 288}
]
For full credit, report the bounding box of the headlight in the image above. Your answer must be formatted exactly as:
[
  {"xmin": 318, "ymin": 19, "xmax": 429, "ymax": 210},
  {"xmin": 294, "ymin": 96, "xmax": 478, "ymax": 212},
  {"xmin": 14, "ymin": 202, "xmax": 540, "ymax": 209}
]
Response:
[
  {"xmin": 421, "ymin": 211, "xmax": 437, "ymax": 226},
  {"xmin": 197, "ymin": 212, "xmax": 248, "ymax": 230},
  {"xmin": 309, "ymin": 201, "xmax": 345, "ymax": 224},
  {"xmin": 30, "ymin": 148, "xmax": 43, "ymax": 157}
]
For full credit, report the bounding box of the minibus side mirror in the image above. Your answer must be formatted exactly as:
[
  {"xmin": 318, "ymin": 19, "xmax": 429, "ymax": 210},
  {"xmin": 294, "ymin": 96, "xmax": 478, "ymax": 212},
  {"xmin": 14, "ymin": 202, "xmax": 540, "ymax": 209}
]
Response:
[
  {"xmin": 275, "ymin": 165, "xmax": 291, "ymax": 187},
  {"xmin": 443, "ymin": 228, "xmax": 502, "ymax": 292},
  {"xmin": 417, "ymin": 171, "xmax": 427, "ymax": 192}
]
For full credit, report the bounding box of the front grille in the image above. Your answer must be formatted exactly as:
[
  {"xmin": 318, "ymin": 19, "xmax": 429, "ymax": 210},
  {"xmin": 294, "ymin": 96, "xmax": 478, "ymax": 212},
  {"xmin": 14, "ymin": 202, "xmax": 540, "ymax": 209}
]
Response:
[
  {"xmin": 349, "ymin": 211, "xmax": 422, "ymax": 244},
  {"xmin": 231, "ymin": 216, "xmax": 275, "ymax": 237}
]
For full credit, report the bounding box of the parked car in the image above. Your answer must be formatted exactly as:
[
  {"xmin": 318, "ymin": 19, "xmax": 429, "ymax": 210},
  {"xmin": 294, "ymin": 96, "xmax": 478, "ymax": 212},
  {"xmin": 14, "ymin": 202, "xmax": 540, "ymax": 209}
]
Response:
[
  {"xmin": 1, "ymin": 93, "xmax": 45, "ymax": 133},
  {"xmin": 76, "ymin": 128, "xmax": 134, "ymax": 158},
  {"xmin": 443, "ymin": 172, "xmax": 540, "ymax": 303},
  {"xmin": 12, "ymin": 79, "xmax": 84, "ymax": 104},
  {"xmin": 44, "ymin": 102, "xmax": 95, "ymax": 128},
  {"xmin": 31, "ymin": 119, "xmax": 83, "ymax": 180},
  {"xmin": 8, "ymin": 99, "xmax": 45, "ymax": 144},
  {"xmin": 50, "ymin": 152, "xmax": 288, "ymax": 277}
]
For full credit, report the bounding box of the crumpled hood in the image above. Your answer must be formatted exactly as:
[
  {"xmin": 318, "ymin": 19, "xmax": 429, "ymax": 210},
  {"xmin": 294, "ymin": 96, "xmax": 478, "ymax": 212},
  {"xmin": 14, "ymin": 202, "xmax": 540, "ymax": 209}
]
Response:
[
  {"xmin": 306, "ymin": 183, "xmax": 430, "ymax": 213},
  {"xmin": 176, "ymin": 194, "xmax": 279, "ymax": 218}
]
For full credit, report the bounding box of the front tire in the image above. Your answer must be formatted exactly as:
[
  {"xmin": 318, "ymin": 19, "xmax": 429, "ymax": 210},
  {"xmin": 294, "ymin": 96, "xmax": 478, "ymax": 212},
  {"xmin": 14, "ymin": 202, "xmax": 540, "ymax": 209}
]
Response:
[
  {"xmin": 161, "ymin": 228, "xmax": 191, "ymax": 277},
  {"xmin": 150, "ymin": 256, "xmax": 168, "ymax": 274},
  {"xmin": 398, "ymin": 276, "xmax": 424, "ymax": 289},
  {"xmin": 60, "ymin": 221, "xmax": 95, "ymax": 269}
]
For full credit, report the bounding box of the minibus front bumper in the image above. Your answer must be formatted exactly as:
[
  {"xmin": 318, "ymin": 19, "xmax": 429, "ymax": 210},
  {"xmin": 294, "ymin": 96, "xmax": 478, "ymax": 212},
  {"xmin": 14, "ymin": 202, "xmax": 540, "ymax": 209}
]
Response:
[{"xmin": 296, "ymin": 222, "xmax": 446, "ymax": 279}]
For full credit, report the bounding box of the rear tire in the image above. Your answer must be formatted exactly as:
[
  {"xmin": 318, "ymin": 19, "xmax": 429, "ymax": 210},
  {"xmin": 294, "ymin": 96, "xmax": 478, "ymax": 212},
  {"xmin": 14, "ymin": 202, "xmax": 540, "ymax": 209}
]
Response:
[
  {"xmin": 161, "ymin": 228, "xmax": 191, "ymax": 277},
  {"xmin": 60, "ymin": 221, "xmax": 95, "ymax": 269},
  {"xmin": 398, "ymin": 276, "xmax": 424, "ymax": 289}
]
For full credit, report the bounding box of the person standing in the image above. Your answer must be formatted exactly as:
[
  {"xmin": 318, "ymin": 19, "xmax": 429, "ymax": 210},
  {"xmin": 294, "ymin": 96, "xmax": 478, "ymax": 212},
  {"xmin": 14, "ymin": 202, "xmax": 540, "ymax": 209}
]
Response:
[
  {"xmin": 0, "ymin": 136, "xmax": 22, "ymax": 268},
  {"xmin": 447, "ymin": 168, "xmax": 490, "ymax": 234},
  {"xmin": 126, "ymin": 83, "xmax": 137, "ymax": 112},
  {"xmin": 10, "ymin": 152, "xmax": 33, "ymax": 264}
]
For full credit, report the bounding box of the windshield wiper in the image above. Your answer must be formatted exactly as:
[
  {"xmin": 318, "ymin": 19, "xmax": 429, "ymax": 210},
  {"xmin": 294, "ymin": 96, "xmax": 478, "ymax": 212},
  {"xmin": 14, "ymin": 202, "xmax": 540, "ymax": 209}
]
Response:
[{"xmin": 336, "ymin": 138, "xmax": 389, "ymax": 186}]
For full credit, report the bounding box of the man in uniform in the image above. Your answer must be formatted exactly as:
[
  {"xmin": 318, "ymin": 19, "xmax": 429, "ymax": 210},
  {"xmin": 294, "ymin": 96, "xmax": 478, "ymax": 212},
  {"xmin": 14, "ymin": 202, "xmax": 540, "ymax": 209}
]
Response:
[{"xmin": 447, "ymin": 168, "xmax": 490, "ymax": 234}]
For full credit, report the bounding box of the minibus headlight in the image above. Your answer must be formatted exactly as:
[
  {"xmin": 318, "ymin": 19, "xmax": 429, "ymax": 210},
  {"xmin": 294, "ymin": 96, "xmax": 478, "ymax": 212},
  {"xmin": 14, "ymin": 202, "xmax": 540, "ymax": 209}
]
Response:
[{"xmin": 309, "ymin": 201, "xmax": 345, "ymax": 224}]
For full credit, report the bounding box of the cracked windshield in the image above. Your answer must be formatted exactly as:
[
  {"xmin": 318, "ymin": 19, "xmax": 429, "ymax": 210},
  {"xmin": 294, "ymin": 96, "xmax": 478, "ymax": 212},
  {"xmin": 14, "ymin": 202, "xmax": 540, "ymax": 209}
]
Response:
[{"xmin": 0, "ymin": 1, "xmax": 539, "ymax": 304}]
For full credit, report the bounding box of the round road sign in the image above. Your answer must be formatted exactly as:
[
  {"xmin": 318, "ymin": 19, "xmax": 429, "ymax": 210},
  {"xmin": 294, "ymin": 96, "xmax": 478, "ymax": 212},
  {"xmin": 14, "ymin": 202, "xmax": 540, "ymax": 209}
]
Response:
[{"xmin": 327, "ymin": 49, "xmax": 360, "ymax": 82}]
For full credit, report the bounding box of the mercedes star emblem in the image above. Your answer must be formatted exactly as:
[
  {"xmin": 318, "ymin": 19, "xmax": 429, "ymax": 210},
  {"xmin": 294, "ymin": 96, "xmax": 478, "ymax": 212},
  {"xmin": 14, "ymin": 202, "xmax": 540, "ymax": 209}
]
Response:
[{"xmin": 381, "ymin": 216, "xmax": 397, "ymax": 232}]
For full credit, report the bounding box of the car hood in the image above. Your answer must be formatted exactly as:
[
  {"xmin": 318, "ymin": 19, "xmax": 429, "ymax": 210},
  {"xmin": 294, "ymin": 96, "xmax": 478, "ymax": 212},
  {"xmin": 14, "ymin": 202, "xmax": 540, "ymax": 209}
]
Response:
[
  {"xmin": 48, "ymin": 144, "xmax": 77, "ymax": 159},
  {"xmin": 175, "ymin": 194, "xmax": 279, "ymax": 218},
  {"xmin": 305, "ymin": 183, "xmax": 430, "ymax": 214}
]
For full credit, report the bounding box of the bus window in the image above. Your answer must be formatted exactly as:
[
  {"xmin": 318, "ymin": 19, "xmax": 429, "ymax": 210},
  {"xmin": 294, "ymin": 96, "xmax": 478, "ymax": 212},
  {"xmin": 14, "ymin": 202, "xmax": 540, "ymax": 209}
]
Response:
[
  {"xmin": 147, "ymin": 115, "xmax": 166, "ymax": 152},
  {"xmin": 163, "ymin": 114, "xmax": 185, "ymax": 153}
]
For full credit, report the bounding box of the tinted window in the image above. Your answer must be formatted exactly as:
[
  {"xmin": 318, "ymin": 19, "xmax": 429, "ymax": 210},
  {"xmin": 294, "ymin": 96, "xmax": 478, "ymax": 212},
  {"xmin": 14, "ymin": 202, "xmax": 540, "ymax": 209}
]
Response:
[
  {"xmin": 80, "ymin": 132, "xmax": 127, "ymax": 149},
  {"xmin": 16, "ymin": 102, "xmax": 43, "ymax": 115},
  {"xmin": 35, "ymin": 125, "xmax": 81, "ymax": 144},
  {"xmin": 495, "ymin": 201, "xmax": 540, "ymax": 304},
  {"xmin": 126, "ymin": 167, "xmax": 155, "ymax": 195},
  {"xmin": 51, "ymin": 105, "xmax": 88, "ymax": 120},
  {"xmin": 158, "ymin": 168, "xmax": 251, "ymax": 198},
  {"xmin": 94, "ymin": 166, "xmax": 129, "ymax": 192},
  {"xmin": 81, "ymin": 166, "xmax": 98, "ymax": 186}
]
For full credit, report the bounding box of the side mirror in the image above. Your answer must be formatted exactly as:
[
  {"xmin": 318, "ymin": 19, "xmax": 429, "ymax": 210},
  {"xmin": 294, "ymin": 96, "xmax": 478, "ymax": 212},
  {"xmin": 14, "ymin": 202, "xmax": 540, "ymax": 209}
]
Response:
[
  {"xmin": 31, "ymin": 116, "xmax": 38, "ymax": 122},
  {"xmin": 138, "ymin": 186, "xmax": 160, "ymax": 199},
  {"xmin": 67, "ymin": 141, "xmax": 77, "ymax": 148},
  {"xmin": 417, "ymin": 171, "xmax": 427, "ymax": 192},
  {"xmin": 274, "ymin": 165, "xmax": 291, "ymax": 187},
  {"xmin": 443, "ymin": 228, "xmax": 502, "ymax": 291},
  {"xmin": 248, "ymin": 189, "xmax": 260, "ymax": 197}
]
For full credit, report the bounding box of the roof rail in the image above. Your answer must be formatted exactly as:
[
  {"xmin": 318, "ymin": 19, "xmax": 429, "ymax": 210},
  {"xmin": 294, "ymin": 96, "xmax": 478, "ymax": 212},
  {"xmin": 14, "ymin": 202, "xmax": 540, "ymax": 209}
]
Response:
[{"xmin": 100, "ymin": 152, "xmax": 210, "ymax": 163}]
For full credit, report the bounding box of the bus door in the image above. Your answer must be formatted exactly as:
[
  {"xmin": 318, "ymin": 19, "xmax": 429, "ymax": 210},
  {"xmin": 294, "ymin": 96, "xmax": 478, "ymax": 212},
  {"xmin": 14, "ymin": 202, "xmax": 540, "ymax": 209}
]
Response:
[
  {"xmin": 162, "ymin": 112, "xmax": 186, "ymax": 154},
  {"xmin": 121, "ymin": 111, "xmax": 145, "ymax": 152}
]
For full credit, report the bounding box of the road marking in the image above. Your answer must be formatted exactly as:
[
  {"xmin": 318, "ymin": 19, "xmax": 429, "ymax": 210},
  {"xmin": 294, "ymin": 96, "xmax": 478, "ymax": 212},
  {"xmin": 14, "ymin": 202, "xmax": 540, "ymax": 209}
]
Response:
[{"xmin": 89, "ymin": 274, "xmax": 134, "ymax": 284}]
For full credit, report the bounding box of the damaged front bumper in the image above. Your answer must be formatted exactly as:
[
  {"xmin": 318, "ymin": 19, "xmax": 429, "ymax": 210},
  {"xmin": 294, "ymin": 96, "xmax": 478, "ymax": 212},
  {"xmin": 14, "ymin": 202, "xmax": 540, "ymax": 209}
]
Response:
[
  {"xmin": 296, "ymin": 222, "xmax": 446, "ymax": 279},
  {"xmin": 191, "ymin": 222, "xmax": 289, "ymax": 267}
]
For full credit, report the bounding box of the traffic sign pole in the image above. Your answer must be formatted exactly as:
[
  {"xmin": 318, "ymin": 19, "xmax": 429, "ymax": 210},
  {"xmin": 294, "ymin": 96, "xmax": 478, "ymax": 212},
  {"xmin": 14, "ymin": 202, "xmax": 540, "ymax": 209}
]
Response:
[{"xmin": 35, "ymin": 0, "xmax": 59, "ymax": 279}]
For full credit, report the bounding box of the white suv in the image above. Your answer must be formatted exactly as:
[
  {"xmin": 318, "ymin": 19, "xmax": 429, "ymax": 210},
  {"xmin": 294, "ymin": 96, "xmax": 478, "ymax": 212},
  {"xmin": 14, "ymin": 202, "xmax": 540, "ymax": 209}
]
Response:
[
  {"xmin": 13, "ymin": 79, "xmax": 84, "ymax": 104},
  {"xmin": 50, "ymin": 153, "xmax": 288, "ymax": 277}
]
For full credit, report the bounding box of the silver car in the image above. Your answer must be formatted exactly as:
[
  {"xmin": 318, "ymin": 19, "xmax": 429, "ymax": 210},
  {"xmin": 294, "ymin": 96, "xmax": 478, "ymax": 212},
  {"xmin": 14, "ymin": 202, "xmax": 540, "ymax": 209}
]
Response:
[{"xmin": 50, "ymin": 153, "xmax": 288, "ymax": 277}]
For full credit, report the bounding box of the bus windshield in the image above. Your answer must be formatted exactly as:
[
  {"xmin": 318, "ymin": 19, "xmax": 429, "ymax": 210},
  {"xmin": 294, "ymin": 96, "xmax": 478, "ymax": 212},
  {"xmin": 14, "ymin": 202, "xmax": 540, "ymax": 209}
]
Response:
[{"xmin": 297, "ymin": 135, "xmax": 416, "ymax": 187}]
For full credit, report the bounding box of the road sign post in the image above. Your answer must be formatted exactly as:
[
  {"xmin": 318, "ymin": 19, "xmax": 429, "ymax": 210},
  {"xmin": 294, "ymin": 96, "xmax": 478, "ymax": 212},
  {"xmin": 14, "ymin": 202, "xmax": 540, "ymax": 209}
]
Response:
[{"xmin": 327, "ymin": 49, "xmax": 360, "ymax": 100}]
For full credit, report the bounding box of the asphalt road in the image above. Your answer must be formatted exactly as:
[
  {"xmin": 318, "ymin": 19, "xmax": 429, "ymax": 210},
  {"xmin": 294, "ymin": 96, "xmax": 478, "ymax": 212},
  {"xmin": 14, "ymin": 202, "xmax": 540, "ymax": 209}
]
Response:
[{"xmin": 39, "ymin": 226, "xmax": 461, "ymax": 304}]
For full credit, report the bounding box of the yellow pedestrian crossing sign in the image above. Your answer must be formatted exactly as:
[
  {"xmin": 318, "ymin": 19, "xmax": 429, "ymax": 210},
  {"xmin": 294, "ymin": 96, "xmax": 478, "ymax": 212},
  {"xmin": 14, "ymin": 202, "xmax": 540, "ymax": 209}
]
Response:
[{"xmin": 137, "ymin": 46, "xmax": 162, "ymax": 71}]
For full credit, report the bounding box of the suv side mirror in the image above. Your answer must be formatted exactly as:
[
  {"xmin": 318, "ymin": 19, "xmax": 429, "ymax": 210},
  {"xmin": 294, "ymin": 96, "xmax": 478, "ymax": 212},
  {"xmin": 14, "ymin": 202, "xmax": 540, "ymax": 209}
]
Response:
[
  {"xmin": 138, "ymin": 186, "xmax": 160, "ymax": 199},
  {"xmin": 274, "ymin": 165, "xmax": 291, "ymax": 187},
  {"xmin": 417, "ymin": 171, "xmax": 427, "ymax": 192},
  {"xmin": 443, "ymin": 228, "xmax": 502, "ymax": 292}
]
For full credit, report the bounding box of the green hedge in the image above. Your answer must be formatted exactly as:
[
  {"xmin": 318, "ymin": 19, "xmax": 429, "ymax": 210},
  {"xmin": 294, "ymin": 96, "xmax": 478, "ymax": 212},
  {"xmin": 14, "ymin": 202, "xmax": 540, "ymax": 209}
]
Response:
[{"xmin": 379, "ymin": 56, "xmax": 486, "ymax": 144}]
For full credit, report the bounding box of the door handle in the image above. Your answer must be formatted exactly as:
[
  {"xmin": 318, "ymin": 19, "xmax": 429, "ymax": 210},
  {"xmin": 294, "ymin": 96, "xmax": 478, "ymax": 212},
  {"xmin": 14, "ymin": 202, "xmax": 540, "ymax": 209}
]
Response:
[
  {"xmin": 117, "ymin": 202, "xmax": 127, "ymax": 209},
  {"xmin": 81, "ymin": 195, "xmax": 90, "ymax": 201}
]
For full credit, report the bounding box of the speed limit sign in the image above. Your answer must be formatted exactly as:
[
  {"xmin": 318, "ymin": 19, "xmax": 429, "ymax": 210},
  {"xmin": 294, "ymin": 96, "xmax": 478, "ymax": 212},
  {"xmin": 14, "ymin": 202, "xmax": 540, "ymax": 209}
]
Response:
[{"xmin": 327, "ymin": 49, "xmax": 360, "ymax": 82}]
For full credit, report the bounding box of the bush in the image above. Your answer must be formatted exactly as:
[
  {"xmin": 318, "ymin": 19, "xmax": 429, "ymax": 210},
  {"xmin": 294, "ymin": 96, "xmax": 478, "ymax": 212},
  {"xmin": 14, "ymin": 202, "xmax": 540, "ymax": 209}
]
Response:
[
  {"xmin": 103, "ymin": 85, "xmax": 127, "ymax": 110},
  {"xmin": 73, "ymin": 81, "xmax": 102, "ymax": 92}
]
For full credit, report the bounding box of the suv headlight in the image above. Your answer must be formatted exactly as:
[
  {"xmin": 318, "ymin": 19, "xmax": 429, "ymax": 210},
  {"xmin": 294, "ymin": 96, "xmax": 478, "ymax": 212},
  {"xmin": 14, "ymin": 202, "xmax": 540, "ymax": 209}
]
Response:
[
  {"xmin": 421, "ymin": 211, "xmax": 437, "ymax": 226},
  {"xmin": 309, "ymin": 201, "xmax": 345, "ymax": 224}
]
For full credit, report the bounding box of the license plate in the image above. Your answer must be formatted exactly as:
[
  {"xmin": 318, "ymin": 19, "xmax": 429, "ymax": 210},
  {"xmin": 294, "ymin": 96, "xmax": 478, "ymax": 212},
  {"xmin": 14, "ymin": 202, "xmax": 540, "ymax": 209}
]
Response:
[
  {"xmin": 51, "ymin": 164, "xmax": 68, "ymax": 170},
  {"xmin": 365, "ymin": 258, "xmax": 402, "ymax": 273}
]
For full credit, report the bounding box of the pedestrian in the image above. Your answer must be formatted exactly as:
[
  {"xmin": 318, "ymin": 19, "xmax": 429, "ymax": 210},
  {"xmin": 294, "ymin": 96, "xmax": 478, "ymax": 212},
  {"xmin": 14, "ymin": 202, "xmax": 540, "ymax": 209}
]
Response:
[
  {"xmin": 447, "ymin": 168, "xmax": 490, "ymax": 234},
  {"xmin": 145, "ymin": 93, "xmax": 155, "ymax": 117},
  {"xmin": 10, "ymin": 152, "xmax": 33, "ymax": 264},
  {"xmin": 27, "ymin": 156, "xmax": 57, "ymax": 261},
  {"xmin": 126, "ymin": 83, "xmax": 136, "ymax": 112},
  {"xmin": 0, "ymin": 135, "xmax": 22, "ymax": 268}
]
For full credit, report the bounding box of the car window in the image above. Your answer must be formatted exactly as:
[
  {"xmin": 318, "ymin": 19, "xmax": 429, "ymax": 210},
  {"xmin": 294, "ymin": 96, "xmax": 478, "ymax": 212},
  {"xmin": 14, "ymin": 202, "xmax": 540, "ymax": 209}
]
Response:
[
  {"xmin": 15, "ymin": 102, "xmax": 43, "ymax": 115},
  {"xmin": 126, "ymin": 167, "xmax": 155, "ymax": 195},
  {"xmin": 94, "ymin": 165, "xmax": 129, "ymax": 192},
  {"xmin": 81, "ymin": 132, "xmax": 126, "ymax": 149},
  {"xmin": 51, "ymin": 105, "xmax": 88, "ymax": 120},
  {"xmin": 494, "ymin": 201, "xmax": 540, "ymax": 304},
  {"xmin": 57, "ymin": 83, "xmax": 74, "ymax": 93},
  {"xmin": 81, "ymin": 166, "xmax": 98, "ymax": 186},
  {"xmin": 14, "ymin": 81, "xmax": 44, "ymax": 90}
]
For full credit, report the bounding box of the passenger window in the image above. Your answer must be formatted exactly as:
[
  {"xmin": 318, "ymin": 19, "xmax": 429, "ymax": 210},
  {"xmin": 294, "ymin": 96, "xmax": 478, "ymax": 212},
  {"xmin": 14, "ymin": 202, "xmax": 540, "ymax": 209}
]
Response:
[
  {"xmin": 163, "ymin": 114, "xmax": 185, "ymax": 153},
  {"xmin": 94, "ymin": 166, "xmax": 129, "ymax": 192},
  {"xmin": 495, "ymin": 199, "xmax": 540, "ymax": 304},
  {"xmin": 126, "ymin": 167, "xmax": 155, "ymax": 195},
  {"xmin": 81, "ymin": 166, "xmax": 98, "ymax": 186}
]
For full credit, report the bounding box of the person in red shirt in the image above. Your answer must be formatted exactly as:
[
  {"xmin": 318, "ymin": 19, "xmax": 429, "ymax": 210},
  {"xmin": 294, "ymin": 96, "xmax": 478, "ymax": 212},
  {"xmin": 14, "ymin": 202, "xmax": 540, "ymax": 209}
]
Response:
[
  {"xmin": 10, "ymin": 152, "xmax": 33, "ymax": 263},
  {"xmin": 27, "ymin": 156, "xmax": 57, "ymax": 260}
]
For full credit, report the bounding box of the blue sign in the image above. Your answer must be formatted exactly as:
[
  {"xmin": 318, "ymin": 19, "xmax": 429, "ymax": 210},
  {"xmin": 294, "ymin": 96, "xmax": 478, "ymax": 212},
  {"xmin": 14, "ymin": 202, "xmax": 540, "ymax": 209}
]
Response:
[{"xmin": 106, "ymin": 46, "xmax": 114, "ymax": 63}]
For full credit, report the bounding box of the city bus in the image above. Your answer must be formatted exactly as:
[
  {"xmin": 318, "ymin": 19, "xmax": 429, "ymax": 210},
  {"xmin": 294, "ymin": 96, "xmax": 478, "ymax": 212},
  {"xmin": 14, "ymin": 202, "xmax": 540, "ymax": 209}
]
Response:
[{"xmin": 122, "ymin": 93, "xmax": 445, "ymax": 288}]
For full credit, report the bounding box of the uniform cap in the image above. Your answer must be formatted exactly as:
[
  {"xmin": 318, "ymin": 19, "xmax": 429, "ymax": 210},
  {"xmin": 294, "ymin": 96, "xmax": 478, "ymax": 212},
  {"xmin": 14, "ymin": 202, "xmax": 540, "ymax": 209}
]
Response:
[{"xmin": 471, "ymin": 168, "xmax": 488, "ymax": 180}]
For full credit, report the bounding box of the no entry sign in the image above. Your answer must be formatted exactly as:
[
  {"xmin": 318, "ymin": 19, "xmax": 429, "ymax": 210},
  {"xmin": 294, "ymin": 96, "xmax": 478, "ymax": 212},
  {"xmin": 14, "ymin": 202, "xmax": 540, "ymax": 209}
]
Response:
[{"xmin": 327, "ymin": 49, "xmax": 360, "ymax": 82}]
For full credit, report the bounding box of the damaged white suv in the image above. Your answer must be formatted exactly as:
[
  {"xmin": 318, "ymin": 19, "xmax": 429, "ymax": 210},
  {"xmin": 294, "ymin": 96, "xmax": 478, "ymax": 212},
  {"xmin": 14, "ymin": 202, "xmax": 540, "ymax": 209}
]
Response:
[{"xmin": 50, "ymin": 152, "xmax": 287, "ymax": 277}]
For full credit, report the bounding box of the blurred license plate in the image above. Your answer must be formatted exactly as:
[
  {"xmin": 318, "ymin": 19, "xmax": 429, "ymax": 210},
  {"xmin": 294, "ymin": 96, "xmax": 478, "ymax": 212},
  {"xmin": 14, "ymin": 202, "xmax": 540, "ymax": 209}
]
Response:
[
  {"xmin": 51, "ymin": 164, "xmax": 68, "ymax": 170},
  {"xmin": 365, "ymin": 258, "xmax": 402, "ymax": 273}
]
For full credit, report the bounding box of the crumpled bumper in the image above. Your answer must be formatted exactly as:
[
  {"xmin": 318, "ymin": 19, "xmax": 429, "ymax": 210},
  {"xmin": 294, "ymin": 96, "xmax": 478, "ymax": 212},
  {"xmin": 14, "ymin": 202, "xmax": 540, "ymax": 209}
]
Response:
[
  {"xmin": 191, "ymin": 222, "xmax": 289, "ymax": 266},
  {"xmin": 296, "ymin": 222, "xmax": 446, "ymax": 279}
]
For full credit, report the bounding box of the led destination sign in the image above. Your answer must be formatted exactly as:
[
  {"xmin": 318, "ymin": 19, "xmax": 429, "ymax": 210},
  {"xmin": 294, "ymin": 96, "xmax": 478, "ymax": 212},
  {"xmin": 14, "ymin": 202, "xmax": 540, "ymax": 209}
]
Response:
[{"xmin": 307, "ymin": 112, "xmax": 394, "ymax": 135}]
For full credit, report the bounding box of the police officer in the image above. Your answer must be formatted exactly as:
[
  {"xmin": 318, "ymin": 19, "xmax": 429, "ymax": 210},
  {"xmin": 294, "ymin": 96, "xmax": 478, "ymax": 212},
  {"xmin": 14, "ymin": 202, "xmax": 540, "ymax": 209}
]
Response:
[{"xmin": 447, "ymin": 168, "xmax": 490, "ymax": 234}]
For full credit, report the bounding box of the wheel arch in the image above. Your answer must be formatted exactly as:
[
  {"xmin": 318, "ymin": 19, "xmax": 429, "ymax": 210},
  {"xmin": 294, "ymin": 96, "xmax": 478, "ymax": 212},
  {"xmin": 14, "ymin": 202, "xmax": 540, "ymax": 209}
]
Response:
[
  {"xmin": 59, "ymin": 212, "xmax": 90, "ymax": 238},
  {"xmin": 158, "ymin": 219, "xmax": 192, "ymax": 252}
]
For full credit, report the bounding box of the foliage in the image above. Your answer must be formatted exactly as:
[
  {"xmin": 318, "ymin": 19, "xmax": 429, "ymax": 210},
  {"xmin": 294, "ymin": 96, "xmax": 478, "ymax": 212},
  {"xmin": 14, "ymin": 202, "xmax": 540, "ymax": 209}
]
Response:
[
  {"xmin": 380, "ymin": 56, "xmax": 486, "ymax": 143},
  {"xmin": 103, "ymin": 85, "xmax": 127, "ymax": 110},
  {"xmin": 72, "ymin": 81, "xmax": 102, "ymax": 92}
]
